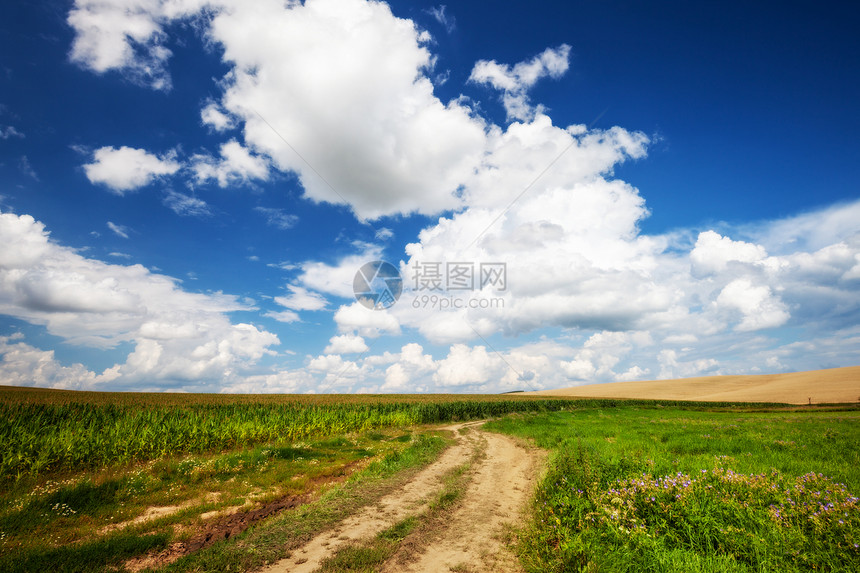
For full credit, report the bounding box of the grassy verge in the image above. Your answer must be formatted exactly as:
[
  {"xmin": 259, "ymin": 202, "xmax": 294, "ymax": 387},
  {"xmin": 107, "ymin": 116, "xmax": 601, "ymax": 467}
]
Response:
[
  {"xmin": 485, "ymin": 407, "xmax": 860, "ymax": 572},
  {"xmin": 161, "ymin": 430, "xmax": 450, "ymax": 572},
  {"xmin": 315, "ymin": 517, "xmax": 419, "ymax": 572},
  {"xmin": 0, "ymin": 428, "xmax": 447, "ymax": 573}
]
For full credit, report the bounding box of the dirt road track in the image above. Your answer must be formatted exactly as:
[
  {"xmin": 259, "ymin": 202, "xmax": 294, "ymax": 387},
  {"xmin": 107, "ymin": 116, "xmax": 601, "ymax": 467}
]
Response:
[{"xmin": 259, "ymin": 421, "xmax": 542, "ymax": 573}]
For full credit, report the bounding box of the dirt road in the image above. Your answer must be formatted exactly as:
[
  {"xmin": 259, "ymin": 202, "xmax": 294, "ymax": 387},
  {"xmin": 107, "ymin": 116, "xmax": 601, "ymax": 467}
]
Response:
[{"xmin": 260, "ymin": 422, "xmax": 543, "ymax": 573}]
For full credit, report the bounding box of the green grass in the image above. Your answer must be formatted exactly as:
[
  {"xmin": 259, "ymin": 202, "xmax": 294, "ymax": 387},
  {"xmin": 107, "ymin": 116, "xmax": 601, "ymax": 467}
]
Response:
[
  {"xmin": 316, "ymin": 517, "xmax": 418, "ymax": 573},
  {"xmin": 2, "ymin": 386, "xmax": 844, "ymax": 573},
  {"xmin": 0, "ymin": 531, "xmax": 169, "ymax": 573},
  {"xmin": 162, "ymin": 431, "xmax": 450, "ymax": 573},
  {"xmin": 486, "ymin": 407, "xmax": 860, "ymax": 572},
  {"xmin": 0, "ymin": 428, "xmax": 444, "ymax": 572}
]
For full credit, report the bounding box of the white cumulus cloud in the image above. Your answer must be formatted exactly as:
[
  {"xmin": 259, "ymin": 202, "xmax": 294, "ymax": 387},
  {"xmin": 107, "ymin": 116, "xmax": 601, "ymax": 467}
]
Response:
[
  {"xmin": 191, "ymin": 140, "xmax": 269, "ymax": 188},
  {"xmin": 324, "ymin": 334, "xmax": 369, "ymax": 354},
  {"xmin": 84, "ymin": 146, "xmax": 181, "ymax": 193},
  {"xmin": 274, "ymin": 285, "xmax": 328, "ymax": 311},
  {"xmin": 716, "ymin": 278, "xmax": 790, "ymax": 332},
  {"xmin": 59, "ymin": 0, "xmax": 860, "ymax": 392},
  {"xmin": 470, "ymin": 45, "xmax": 571, "ymax": 120},
  {"xmin": 0, "ymin": 211, "xmax": 280, "ymax": 387},
  {"xmin": 67, "ymin": 0, "xmax": 182, "ymax": 90},
  {"xmin": 690, "ymin": 230, "xmax": 769, "ymax": 275}
]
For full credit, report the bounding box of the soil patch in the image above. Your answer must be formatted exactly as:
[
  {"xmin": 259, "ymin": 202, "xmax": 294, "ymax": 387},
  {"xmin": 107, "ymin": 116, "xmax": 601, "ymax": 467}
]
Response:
[{"xmin": 124, "ymin": 494, "xmax": 306, "ymax": 572}]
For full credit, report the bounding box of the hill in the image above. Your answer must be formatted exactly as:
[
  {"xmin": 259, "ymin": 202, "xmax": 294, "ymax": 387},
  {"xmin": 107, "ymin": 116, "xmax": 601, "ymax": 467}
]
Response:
[{"xmin": 526, "ymin": 365, "xmax": 860, "ymax": 405}]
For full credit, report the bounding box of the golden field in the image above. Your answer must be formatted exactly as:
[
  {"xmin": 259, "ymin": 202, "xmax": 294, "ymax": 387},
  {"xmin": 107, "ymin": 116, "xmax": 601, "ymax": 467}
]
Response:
[{"xmin": 527, "ymin": 365, "xmax": 860, "ymax": 404}]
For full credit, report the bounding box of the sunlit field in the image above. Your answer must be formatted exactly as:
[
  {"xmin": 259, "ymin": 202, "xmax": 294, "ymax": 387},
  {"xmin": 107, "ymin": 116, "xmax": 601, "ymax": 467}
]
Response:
[
  {"xmin": 0, "ymin": 386, "xmax": 577, "ymax": 571},
  {"xmin": 2, "ymin": 385, "xmax": 857, "ymax": 572},
  {"xmin": 487, "ymin": 407, "xmax": 860, "ymax": 572},
  {"xmin": 0, "ymin": 386, "xmax": 573, "ymax": 480}
]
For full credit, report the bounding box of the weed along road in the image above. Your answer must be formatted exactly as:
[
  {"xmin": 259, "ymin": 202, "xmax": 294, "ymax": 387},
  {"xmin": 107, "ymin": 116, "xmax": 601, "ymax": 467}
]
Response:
[{"xmin": 261, "ymin": 422, "xmax": 542, "ymax": 573}]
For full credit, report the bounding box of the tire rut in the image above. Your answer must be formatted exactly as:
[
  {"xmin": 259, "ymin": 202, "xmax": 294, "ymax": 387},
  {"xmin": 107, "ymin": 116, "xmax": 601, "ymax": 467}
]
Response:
[
  {"xmin": 259, "ymin": 421, "xmax": 485, "ymax": 573},
  {"xmin": 384, "ymin": 430, "xmax": 542, "ymax": 573},
  {"xmin": 258, "ymin": 421, "xmax": 542, "ymax": 573}
]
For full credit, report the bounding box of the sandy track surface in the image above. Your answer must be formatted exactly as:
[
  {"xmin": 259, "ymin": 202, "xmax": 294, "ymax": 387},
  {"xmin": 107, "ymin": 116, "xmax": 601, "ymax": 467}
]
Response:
[
  {"xmin": 259, "ymin": 421, "xmax": 541, "ymax": 573},
  {"xmin": 526, "ymin": 365, "xmax": 860, "ymax": 405},
  {"xmin": 384, "ymin": 429, "xmax": 541, "ymax": 573}
]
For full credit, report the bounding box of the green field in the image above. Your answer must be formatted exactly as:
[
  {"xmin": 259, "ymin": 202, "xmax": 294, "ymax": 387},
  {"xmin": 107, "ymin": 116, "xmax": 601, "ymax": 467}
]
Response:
[
  {"xmin": 0, "ymin": 387, "xmax": 578, "ymax": 480},
  {"xmin": 1, "ymin": 385, "xmax": 858, "ymax": 572},
  {"xmin": 0, "ymin": 385, "xmax": 772, "ymax": 481},
  {"xmin": 486, "ymin": 407, "xmax": 860, "ymax": 572},
  {"xmin": 0, "ymin": 386, "xmax": 576, "ymax": 571}
]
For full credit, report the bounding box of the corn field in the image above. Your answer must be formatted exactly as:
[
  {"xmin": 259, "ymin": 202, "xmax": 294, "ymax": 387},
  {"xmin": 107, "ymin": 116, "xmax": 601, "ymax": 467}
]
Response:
[
  {"xmin": 0, "ymin": 386, "xmax": 789, "ymax": 481},
  {"xmin": 0, "ymin": 389, "xmax": 575, "ymax": 480}
]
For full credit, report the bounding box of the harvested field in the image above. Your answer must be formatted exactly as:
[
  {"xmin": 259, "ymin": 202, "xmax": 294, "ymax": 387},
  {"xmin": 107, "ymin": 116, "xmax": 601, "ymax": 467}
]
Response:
[{"xmin": 526, "ymin": 365, "xmax": 860, "ymax": 404}]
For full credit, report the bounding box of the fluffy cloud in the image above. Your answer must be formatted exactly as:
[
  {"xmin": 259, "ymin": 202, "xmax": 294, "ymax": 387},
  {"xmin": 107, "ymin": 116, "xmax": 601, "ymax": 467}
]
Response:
[
  {"xmin": 294, "ymin": 335, "xmax": 659, "ymax": 393},
  {"xmin": 690, "ymin": 230, "xmax": 769, "ymax": 275},
  {"xmin": 84, "ymin": 146, "xmax": 181, "ymax": 193},
  {"xmin": 67, "ymin": 0, "xmax": 181, "ymax": 90},
  {"xmin": 190, "ymin": 140, "xmax": 269, "ymax": 187},
  {"xmin": 715, "ymin": 278, "xmax": 790, "ymax": 332},
  {"xmin": 212, "ymin": 0, "xmax": 488, "ymax": 219},
  {"xmin": 555, "ymin": 332, "xmax": 655, "ymax": 384},
  {"xmin": 201, "ymin": 101, "xmax": 236, "ymax": 131},
  {"xmin": 334, "ymin": 302, "xmax": 401, "ymax": 338},
  {"xmin": 299, "ymin": 341, "xmax": 432, "ymax": 393},
  {"xmin": 69, "ymin": 0, "xmax": 487, "ymax": 220},
  {"xmin": 0, "ymin": 334, "xmax": 116, "ymax": 390},
  {"xmin": 59, "ymin": 0, "xmax": 860, "ymax": 393},
  {"xmin": 394, "ymin": 113, "xmax": 660, "ymax": 343},
  {"xmin": 274, "ymin": 285, "xmax": 328, "ymax": 311},
  {"xmin": 296, "ymin": 242, "xmax": 383, "ymax": 300},
  {"xmin": 324, "ymin": 334, "xmax": 369, "ymax": 354},
  {"xmin": 470, "ymin": 45, "xmax": 571, "ymax": 120},
  {"xmin": 0, "ymin": 211, "xmax": 279, "ymax": 386},
  {"xmin": 433, "ymin": 344, "xmax": 503, "ymax": 387},
  {"xmin": 221, "ymin": 369, "xmax": 315, "ymax": 394}
]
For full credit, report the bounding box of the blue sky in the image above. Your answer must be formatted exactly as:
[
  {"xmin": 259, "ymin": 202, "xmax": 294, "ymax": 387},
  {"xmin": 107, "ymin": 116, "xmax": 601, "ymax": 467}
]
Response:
[{"xmin": 0, "ymin": 0, "xmax": 858, "ymax": 393}]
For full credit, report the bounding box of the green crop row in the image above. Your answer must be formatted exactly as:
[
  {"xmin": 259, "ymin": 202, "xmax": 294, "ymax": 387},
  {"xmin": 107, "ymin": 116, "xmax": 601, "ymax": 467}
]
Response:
[
  {"xmin": 0, "ymin": 383, "xmax": 797, "ymax": 483},
  {"xmin": 0, "ymin": 398, "xmax": 579, "ymax": 481}
]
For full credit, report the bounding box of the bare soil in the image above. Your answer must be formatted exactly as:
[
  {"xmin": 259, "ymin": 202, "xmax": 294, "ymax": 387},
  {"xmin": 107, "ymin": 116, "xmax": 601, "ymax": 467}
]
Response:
[
  {"xmin": 121, "ymin": 459, "xmax": 369, "ymax": 572},
  {"xmin": 124, "ymin": 493, "xmax": 307, "ymax": 572}
]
